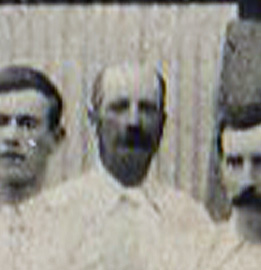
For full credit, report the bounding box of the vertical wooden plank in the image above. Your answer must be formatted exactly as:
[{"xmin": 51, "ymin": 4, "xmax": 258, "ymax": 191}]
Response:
[
  {"xmin": 0, "ymin": 8, "xmax": 14, "ymax": 66},
  {"xmin": 0, "ymin": 4, "xmax": 238, "ymax": 197}
]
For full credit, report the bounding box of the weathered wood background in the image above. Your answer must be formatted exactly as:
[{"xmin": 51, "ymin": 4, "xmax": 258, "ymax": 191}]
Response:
[{"xmin": 0, "ymin": 4, "xmax": 236, "ymax": 201}]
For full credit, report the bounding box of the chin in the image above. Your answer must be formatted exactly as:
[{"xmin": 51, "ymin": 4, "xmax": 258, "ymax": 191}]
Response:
[
  {"xmin": 232, "ymin": 206, "xmax": 261, "ymax": 243},
  {"xmin": 0, "ymin": 181, "xmax": 36, "ymax": 203},
  {"xmin": 0, "ymin": 168, "xmax": 32, "ymax": 181}
]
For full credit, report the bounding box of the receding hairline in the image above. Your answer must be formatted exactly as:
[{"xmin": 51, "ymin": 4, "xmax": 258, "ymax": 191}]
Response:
[{"xmin": 92, "ymin": 63, "xmax": 166, "ymax": 111}]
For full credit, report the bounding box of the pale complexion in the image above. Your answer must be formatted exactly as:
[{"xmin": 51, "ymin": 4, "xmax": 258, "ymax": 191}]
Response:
[
  {"xmin": 95, "ymin": 64, "xmax": 164, "ymax": 186},
  {"xmin": 221, "ymin": 124, "xmax": 261, "ymax": 242},
  {"xmin": 221, "ymin": 124, "xmax": 261, "ymax": 200},
  {"xmin": 0, "ymin": 89, "xmax": 55, "ymax": 201}
]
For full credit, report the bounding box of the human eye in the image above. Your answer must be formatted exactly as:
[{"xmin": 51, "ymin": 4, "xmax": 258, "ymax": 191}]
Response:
[
  {"xmin": 0, "ymin": 114, "xmax": 10, "ymax": 126},
  {"xmin": 139, "ymin": 100, "xmax": 157, "ymax": 113},
  {"xmin": 251, "ymin": 153, "xmax": 261, "ymax": 168},
  {"xmin": 226, "ymin": 154, "xmax": 243, "ymax": 169},
  {"xmin": 16, "ymin": 115, "xmax": 39, "ymax": 130},
  {"xmin": 108, "ymin": 99, "xmax": 129, "ymax": 113}
]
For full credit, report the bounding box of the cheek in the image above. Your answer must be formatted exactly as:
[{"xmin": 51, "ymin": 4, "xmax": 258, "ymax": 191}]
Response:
[
  {"xmin": 143, "ymin": 121, "xmax": 162, "ymax": 140},
  {"xmin": 141, "ymin": 114, "xmax": 162, "ymax": 128},
  {"xmin": 99, "ymin": 120, "xmax": 125, "ymax": 136},
  {"xmin": 25, "ymin": 131, "xmax": 53, "ymax": 158},
  {"xmin": 221, "ymin": 166, "xmax": 243, "ymax": 197},
  {"xmin": 25, "ymin": 145, "xmax": 50, "ymax": 173}
]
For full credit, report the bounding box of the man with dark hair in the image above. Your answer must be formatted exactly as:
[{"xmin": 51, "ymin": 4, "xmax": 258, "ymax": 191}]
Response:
[
  {"xmin": 202, "ymin": 20, "xmax": 261, "ymax": 270},
  {"xmin": 0, "ymin": 65, "xmax": 66, "ymax": 268},
  {"xmin": 209, "ymin": 103, "xmax": 261, "ymax": 240},
  {"xmin": 0, "ymin": 65, "xmax": 64, "ymax": 202}
]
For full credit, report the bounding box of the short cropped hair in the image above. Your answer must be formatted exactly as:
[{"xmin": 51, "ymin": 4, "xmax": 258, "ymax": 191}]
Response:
[
  {"xmin": 0, "ymin": 66, "xmax": 63, "ymax": 132},
  {"xmin": 206, "ymin": 103, "xmax": 261, "ymax": 221},
  {"xmin": 217, "ymin": 103, "xmax": 261, "ymax": 156}
]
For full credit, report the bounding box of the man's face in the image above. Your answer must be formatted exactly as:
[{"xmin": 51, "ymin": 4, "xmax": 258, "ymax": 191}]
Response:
[
  {"xmin": 0, "ymin": 89, "xmax": 54, "ymax": 201},
  {"xmin": 97, "ymin": 66, "xmax": 164, "ymax": 159},
  {"xmin": 221, "ymin": 124, "xmax": 261, "ymax": 205}
]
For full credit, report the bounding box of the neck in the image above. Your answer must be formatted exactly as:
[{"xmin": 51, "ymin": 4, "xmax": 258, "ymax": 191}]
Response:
[
  {"xmin": 231, "ymin": 207, "xmax": 261, "ymax": 243},
  {"xmin": 99, "ymin": 143, "xmax": 152, "ymax": 187},
  {"xmin": 0, "ymin": 175, "xmax": 44, "ymax": 204}
]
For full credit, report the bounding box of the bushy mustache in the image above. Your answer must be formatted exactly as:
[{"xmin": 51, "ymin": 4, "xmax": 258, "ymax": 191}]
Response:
[
  {"xmin": 117, "ymin": 127, "xmax": 154, "ymax": 150},
  {"xmin": 232, "ymin": 186, "xmax": 261, "ymax": 210}
]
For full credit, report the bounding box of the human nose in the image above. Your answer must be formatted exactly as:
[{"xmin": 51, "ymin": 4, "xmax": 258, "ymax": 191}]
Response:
[
  {"xmin": 1, "ymin": 120, "xmax": 21, "ymax": 149},
  {"xmin": 128, "ymin": 104, "xmax": 139, "ymax": 126},
  {"xmin": 239, "ymin": 161, "xmax": 255, "ymax": 190}
]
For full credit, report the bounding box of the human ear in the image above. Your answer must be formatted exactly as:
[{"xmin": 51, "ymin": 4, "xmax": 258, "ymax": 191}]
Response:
[
  {"xmin": 53, "ymin": 125, "xmax": 66, "ymax": 144},
  {"xmin": 45, "ymin": 125, "xmax": 66, "ymax": 150},
  {"xmin": 162, "ymin": 111, "xmax": 167, "ymax": 127},
  {"xmin": 87, "ymin": 106, "xmax": 100, "ymax": 126}
]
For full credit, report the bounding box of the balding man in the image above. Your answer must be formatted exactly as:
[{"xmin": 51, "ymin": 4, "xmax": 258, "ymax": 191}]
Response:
[
  {"xmin": 14, "ymin": 61, "xmax": 213, "ymax": 270},
  {"xmin": 82, "ymin": 61, "xmax": 213, "ymax": 269},
  {"xmin": 89, "ymin": 62, "xmax": 166, "ymax": 187}
]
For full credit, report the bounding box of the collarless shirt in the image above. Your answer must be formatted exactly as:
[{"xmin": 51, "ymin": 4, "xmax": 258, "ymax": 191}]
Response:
[{"xmin": 0, "ymin": 158, "xmax": 216, "ymax": 270}]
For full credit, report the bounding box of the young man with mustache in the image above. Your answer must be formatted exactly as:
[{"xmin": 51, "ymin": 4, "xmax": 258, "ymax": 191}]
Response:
[
  {"xmin": 202, "ymin": 104, "xmax": 261, "ymax": 270},
  {"xmin": 203, "ymin": 20, "xmax": 261, "ymax": 270}
]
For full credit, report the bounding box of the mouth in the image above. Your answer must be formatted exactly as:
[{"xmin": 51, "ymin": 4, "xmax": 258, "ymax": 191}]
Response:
[
  {"xmin": 232, "ymin": 187, "xmax": 261, "ymax": 211},
  {"xmin": 0, "ymin": 152, "xmax": 26, "ymax": 164},
  {"xmin": 8, "ymin": 180, "xmax": 30, "ymax": 190},
  {"xmin": 118, "ymin": 133, "xmax": 153, "ymax": 151}
]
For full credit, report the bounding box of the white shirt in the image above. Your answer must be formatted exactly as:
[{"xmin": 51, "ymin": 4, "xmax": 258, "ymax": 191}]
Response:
[
  {"xmin": 0, "ymin": 158, "xmax": 215, "ymax": 270},
  {"xmin": 196, "ymin": 216, "xmax": 261, "ymax": 270}
]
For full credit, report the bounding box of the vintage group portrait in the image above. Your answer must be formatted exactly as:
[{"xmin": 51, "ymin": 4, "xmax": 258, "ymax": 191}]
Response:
[{"xmin": 0, "ymin": 1, "xmax": 260, "ymax": 269}]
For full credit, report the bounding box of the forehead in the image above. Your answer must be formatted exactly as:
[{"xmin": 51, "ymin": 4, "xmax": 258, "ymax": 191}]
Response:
[
  {"xmin": 222, "ymin": 124, "xmax": 261, "ymax": 153},
  {"xmin": 0, "ymin": 89, "xmax": 50, "ymax": 116},
  {"xmin": 101, "ymin": 64, "xmax": 161, "ymax": 105}
]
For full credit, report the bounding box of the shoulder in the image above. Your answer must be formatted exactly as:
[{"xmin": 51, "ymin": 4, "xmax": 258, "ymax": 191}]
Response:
[
  {"xmin": 201, "ymin": 223, "xmax": 261, "ymax": 270},
  {"xmin": 150, "ymin": 184, "xmax": 214, "ymax": 230}
]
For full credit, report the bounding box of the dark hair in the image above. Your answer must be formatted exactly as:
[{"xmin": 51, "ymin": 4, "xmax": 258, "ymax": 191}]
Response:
[
  {"xmin": 217, "ymin": 103, "xmax": 261, "ymax": 156},
  {"xmin": 0, "ymin": 66, "xmax": 63, "ymax": 131},
  {"xmin": 205, "ymin": 103, "xmax": 261, "ymax": 222}
]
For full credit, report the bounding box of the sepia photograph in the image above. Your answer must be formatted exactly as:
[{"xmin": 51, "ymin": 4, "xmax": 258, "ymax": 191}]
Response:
[{"xmin": 0, "ymin": 1, "xmax": 260, "ymax": 269}]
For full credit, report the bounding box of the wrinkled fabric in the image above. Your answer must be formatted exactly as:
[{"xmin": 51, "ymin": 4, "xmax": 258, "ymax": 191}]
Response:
[{"xmin": 0, "ymin": 166, "xmax": 215, "ymax": 270}]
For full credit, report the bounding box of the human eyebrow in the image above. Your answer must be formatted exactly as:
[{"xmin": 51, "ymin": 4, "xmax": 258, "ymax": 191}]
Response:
[
  {"xmin": 108, "ymin": 98, "xmax": 129, "ymax": 112},
  {"xmin": 0, "ymin": 114, "xmax": 10, "ymax": 126},
  {"xmin": 226, "ymin": 154, "xmax": 243, "ymax": 168},
  {"xmin": 16, "ymin": 114, "xmax": 40, "ymax": 129},
  {"xmin": 138, "ymin": 100, "xmax": 157, "ymax": 112}
]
